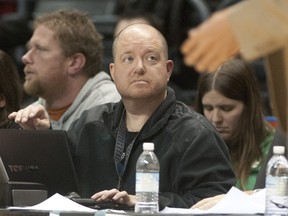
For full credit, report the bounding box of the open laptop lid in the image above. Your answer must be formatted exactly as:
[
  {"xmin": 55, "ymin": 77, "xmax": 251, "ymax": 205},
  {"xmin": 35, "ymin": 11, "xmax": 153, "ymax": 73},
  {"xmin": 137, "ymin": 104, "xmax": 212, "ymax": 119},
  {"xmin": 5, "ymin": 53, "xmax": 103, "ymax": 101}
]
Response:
[{"xmin": 0, "ymin": 129, "xmax": 79, "ymax": 197}]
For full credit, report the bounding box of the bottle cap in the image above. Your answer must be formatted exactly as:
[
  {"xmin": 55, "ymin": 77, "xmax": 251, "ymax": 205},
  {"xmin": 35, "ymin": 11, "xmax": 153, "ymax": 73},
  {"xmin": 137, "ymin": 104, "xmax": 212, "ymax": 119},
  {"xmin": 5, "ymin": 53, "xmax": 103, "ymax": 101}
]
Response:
[
  {"xmin": 273, "ymin": 146, "xmax": 285, "ymax": 154},
  {"xmin": 143, "ymin": 142, "xmax": 154, "ymax": 151}
]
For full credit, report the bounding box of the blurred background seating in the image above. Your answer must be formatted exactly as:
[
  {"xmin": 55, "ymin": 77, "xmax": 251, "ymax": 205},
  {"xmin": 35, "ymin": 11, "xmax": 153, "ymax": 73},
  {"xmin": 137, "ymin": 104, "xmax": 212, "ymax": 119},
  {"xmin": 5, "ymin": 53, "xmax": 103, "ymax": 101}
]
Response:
[{"xmin": 0, "ymin": 0, "xmax": 271, "ymax": 115}]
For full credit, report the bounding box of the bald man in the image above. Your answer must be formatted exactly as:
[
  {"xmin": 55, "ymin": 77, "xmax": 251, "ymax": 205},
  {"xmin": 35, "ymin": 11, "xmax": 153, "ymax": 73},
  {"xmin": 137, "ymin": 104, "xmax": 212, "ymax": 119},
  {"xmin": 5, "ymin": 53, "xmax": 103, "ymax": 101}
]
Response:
[{"xmin": 9, "ymin": 24, "xmax": 236, "ymax": 210}]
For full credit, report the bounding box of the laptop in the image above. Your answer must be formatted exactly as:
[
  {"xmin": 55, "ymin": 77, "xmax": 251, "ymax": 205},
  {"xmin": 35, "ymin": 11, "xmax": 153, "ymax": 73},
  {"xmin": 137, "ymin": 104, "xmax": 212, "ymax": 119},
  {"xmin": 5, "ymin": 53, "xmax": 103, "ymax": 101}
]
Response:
[{"xmin": 0, "ymin": 129, "xmax": 79, "ymax": 197}]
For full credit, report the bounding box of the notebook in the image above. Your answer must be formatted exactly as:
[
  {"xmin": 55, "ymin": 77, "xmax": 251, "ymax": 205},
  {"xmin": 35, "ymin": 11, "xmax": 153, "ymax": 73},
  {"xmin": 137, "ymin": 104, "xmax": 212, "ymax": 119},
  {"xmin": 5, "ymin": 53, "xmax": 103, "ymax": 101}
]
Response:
[{"xmin": 0, "ymin": 129, "xmax": 79, "ymax": 197}]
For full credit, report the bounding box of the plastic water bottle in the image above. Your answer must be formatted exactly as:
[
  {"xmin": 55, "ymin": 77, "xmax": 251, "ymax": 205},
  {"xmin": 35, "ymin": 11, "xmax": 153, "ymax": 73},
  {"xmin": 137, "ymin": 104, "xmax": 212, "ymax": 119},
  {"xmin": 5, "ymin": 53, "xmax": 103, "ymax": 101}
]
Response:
[
  {"xmin": 265, "ymin": 146, "xmax": 288, "ymax": 216},
  {"xmin": 135, "ymin": 142, "xmax": 159, "ymax": 213}
]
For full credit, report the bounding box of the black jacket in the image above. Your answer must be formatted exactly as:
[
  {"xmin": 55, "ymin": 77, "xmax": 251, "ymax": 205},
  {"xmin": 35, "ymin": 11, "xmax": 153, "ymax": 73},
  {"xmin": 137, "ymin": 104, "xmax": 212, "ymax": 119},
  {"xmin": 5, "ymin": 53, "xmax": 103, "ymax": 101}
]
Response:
[{"xmin": 67, "ymin": 87, "xmax": 236, "ymax": 209}]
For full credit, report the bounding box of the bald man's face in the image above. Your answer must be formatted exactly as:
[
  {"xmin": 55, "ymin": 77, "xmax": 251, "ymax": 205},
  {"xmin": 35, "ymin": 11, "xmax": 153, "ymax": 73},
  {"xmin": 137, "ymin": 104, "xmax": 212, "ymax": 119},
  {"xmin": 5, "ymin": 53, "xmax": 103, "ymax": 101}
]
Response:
[{"xmin": 110, "ymin": 25, "xmax": 173, "ymax": 101}]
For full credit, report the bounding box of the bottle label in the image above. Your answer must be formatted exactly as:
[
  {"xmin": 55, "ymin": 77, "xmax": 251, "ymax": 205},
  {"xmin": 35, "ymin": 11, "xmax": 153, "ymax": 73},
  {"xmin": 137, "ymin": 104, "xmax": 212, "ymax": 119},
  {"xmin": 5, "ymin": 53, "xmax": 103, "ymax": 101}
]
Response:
[
  {"xmin": 265, "ymin": 175, "xmax": 288, "ymax": 214},
  {"xmin": 136, "ymin": 172, "xmax": 159, "ymax": 192},
  {"xmin": 266, "ymin": 175, "xmax": 288, "ymax": 196}
]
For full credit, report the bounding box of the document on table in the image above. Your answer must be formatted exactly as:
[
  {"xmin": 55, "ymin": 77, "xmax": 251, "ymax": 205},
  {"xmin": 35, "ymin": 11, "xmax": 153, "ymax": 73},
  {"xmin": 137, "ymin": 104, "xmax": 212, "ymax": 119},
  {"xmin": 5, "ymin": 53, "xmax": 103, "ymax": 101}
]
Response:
[
  {"xmin": 161, "ymin": 186, "xmax": 265, "ymax": 214},
  {"xmin": 8, "ymin": 193, "xmax": 97, "ymax": 213},
  {"xmin": 7, "ymin": 187, "xmax": 265, "ymax": 215}
]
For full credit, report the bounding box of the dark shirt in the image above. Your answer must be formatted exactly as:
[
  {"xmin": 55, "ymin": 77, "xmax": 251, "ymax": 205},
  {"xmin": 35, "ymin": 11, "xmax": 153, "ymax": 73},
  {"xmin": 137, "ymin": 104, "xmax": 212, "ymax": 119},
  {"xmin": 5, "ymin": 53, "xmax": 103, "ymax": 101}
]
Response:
[{"xmin": 67, "ymin": 87, "xmax": 236, "ymax": 209}]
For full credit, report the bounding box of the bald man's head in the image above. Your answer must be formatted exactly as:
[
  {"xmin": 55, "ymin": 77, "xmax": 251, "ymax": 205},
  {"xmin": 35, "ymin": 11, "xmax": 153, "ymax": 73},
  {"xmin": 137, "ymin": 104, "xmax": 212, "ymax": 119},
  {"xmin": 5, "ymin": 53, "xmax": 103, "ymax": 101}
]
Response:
[{"xmin": 112, "ymin": 23, "xmax": 168, "ymax": 60}]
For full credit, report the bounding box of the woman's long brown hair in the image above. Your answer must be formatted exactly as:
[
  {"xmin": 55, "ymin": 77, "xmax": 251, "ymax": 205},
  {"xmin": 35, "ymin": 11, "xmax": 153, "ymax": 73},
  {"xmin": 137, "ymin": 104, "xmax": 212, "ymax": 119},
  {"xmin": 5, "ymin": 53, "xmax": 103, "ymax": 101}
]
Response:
[{"xmin": 195, "ymin": 58, "xmax": 273, "ymax": 189}]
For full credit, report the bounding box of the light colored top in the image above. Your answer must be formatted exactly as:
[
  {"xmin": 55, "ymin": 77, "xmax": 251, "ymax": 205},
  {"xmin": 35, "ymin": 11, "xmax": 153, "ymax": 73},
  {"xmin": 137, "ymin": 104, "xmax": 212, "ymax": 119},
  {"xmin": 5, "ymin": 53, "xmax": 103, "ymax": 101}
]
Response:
[{"xmin": 35, "ymin": 71, "xmax": 121, "ymax": 130}]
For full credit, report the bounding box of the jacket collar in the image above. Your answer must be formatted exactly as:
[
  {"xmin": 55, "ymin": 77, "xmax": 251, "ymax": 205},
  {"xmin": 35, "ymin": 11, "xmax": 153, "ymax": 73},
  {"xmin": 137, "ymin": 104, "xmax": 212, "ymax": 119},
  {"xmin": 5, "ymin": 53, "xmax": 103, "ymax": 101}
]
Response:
[{"xmin": 104, "ymin": 87, "xmax": 177, "ymax": 140}]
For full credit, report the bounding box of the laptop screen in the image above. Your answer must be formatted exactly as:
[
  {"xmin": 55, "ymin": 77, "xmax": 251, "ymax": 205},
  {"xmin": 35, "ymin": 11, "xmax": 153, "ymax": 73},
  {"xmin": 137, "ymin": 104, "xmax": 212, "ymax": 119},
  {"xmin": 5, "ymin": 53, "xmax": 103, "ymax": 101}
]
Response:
[{"xmin": 0, "ymin": 129, "xmax": 79, "ymax": 197}]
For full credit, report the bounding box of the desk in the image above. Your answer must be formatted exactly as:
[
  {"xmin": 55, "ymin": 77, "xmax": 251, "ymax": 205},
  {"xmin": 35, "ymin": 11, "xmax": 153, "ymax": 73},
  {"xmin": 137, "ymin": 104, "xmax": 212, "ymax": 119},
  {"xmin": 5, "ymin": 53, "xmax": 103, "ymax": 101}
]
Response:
[
  {"xmin": 0, "ymin": 209, "xmax": 258, "ymax": 216},
  {"xmin": 0, "ymin": 209, "xmax": 93, "ymax": 216}
]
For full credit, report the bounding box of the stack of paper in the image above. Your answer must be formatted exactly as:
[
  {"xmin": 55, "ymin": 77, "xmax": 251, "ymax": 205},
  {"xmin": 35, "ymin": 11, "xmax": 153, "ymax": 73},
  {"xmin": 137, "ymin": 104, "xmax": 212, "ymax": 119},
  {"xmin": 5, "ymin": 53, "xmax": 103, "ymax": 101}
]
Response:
[
  {"xmin": 9, "ymin": 193, "xmax": 97, "ymax": 214},
  {"xmin": 8, "ymin": 187, "xmax": 266, "ymax": 215},
  {"xmin": 161, "ymin": 186, "xmax": 265, "ymax": 214}
]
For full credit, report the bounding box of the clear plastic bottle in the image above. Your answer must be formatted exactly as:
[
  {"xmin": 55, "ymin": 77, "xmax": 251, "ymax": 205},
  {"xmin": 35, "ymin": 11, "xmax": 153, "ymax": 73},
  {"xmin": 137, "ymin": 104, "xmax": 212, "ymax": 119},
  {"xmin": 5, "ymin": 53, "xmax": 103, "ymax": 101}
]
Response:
[
  {"xmin": 135, "ymin": 142, "xmax": 159, "ymax": 213},
  {"xmin": 265, "ymin": 146, "xmax": 288, "ymax": 216}
]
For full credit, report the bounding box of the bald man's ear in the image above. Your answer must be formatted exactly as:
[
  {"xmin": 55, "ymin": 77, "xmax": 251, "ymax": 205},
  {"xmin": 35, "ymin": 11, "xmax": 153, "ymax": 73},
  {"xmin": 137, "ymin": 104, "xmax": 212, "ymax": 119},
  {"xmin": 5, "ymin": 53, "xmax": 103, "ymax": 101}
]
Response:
[
  {"xmin": 67, "ymin": 53, "xmax": 86, "ymax": 75},
  {"xmin": 166, "ymin": 60, "xmax": 174, "ymax": 81}
]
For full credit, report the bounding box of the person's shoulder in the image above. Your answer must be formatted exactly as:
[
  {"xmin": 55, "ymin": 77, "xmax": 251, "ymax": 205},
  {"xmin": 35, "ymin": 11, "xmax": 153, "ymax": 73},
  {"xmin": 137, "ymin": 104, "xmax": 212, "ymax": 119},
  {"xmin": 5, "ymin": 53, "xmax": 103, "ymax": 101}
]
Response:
[
  {"xmin": 173, "ymin": 101, "xmax": 208, "ymax": 120},
  {"xmin": 83, "ymin": 72, "xmax": 121, "ymax": 101},
  {"xmin": 75, "ymin": 73, "xmax": 120, "ymax": 105},
  {"xmin": 85, "ymin": 102, "xmax": 118, "ymax": 118},
  {"xmin": 70, "ymin": 102, "xmax": 119, "ymax": 130},
  {"xmin": 171, "ymin": 101, "xmax": 216, "ymax": 131},
  {"xmin": 90, "ymin": 71, "xmax": 114, "ymax": 85},
  {"xmin": 82, "ymin": 72, "xmax": 115, "ymax": 91},
  {"xmin": 166, "ymin": 102, "xmax": 227, "ymax": 153}
]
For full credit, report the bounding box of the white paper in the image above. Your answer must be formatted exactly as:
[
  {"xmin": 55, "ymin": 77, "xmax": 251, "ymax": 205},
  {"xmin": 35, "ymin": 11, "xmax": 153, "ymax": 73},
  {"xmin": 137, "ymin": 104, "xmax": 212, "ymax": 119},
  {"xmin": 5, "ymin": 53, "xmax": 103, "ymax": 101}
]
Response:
[
  {"xmin": 161, "ymin": 186, "xmax": 265, "ymax": 214},
  {"xmin": 7, "ymin": 187, "xmax": 266, "ymax": 214},
  {"xmin": 8, "ymin": 193, "xmax": 97, "ymax": 213}
]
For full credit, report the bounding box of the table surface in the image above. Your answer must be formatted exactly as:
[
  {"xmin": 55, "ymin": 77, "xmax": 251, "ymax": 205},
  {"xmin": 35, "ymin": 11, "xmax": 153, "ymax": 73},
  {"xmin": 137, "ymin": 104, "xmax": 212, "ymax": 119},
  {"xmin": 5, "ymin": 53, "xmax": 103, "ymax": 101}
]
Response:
[{"xmin": 0, "ymin": 209, "xmax": 260, "ymax": 216}]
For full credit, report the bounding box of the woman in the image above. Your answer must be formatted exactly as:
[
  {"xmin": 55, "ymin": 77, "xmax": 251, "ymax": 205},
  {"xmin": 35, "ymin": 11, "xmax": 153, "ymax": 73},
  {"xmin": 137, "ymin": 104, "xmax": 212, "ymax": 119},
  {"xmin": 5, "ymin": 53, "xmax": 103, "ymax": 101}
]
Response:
[
  {"xmin": 195, "ymin": 58, "xmax": 274, "ymax": 190},
  {"xmin": 0, "ymin": 49, "xmax": 22, "ymax": 129}
]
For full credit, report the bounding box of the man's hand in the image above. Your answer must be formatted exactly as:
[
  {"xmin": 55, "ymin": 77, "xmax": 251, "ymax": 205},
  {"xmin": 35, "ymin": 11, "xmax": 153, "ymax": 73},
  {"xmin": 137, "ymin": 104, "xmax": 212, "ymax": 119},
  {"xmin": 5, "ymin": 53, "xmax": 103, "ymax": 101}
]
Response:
[
  {"xmin": 8, "ymin": 104, "xmax": 51, "ymax": 129},
  {"xmin": 91, "ymin": 188, "xmax": 136, "ymax": 207},
  {"xmin": 181, "ymin": 9, "xmax": 240, "ymax": 72}
]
